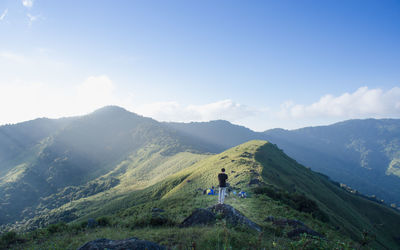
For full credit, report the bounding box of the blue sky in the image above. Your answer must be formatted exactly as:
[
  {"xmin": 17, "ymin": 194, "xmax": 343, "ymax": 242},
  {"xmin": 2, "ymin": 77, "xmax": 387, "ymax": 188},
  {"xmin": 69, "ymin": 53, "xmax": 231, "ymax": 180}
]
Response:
[{"xmin": 1, "ymin": 0, "xmax": 400, "ymax": 131}]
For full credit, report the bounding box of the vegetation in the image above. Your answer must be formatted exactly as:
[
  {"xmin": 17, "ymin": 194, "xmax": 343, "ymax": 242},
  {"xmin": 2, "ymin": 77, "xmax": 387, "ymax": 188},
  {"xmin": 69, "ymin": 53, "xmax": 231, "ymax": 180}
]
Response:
[
  {"xmin": 1, "ymin": 107, "xmax": 400, "ymax": 249},
  {"xmin": 0, "ymin": 106, "xmax": 211, "ymax": 227},
  {"xmin": 2, "ymin": 140, "xmax": 399, "ymax": 249},
  {"xmin": 169, "ymin": 118, "xmax": 400, "ymax": 206}
]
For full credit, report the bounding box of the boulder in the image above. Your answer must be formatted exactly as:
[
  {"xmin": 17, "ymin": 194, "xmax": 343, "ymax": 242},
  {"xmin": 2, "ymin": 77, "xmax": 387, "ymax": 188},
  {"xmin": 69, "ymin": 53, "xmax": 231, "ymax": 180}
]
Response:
[
  {"xmin": 267, "ymin": 218, "xmax": 305, "ymax": 228},
  {"xmin": 181, "ymin": 204, "xmax": 261, "ymax": 232},
  {"xmin": 180, "ymin": 208, "xmax": 216, "ymax": 227},
  {"xmin": 248, "ymin": 179, "xmax": 262, "ymax": 186},
  {"xmin": 77, "ymin": 237, "xmax": 165, "ymax": 250},
  {"xmin": 209, "ymin": 204, "xmax": 261, "ymax": 232}
]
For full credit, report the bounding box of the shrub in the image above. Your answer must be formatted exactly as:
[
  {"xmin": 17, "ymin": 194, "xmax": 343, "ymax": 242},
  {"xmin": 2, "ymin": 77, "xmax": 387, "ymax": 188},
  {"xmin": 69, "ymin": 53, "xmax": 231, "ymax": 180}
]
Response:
[
  {"xmin": 252, "ymin": 186, "xmax": 329, "ymax": 222},
  {"xmin": 80, "ymin": 221, "xmax": 88, "ymax": 228},
  {"xmin": 96, "ymin": 216, "xmax": 111, "ymax": 227},
  {"xmin": 69, "ymin": 221, "xmax": 88, "ymax": 233},
  {"xmin": 47, "ymin": 222, "xmax": 68, "ymax": 234},
  {"xmin": 253, "ymin": 186, "xmax": 282, "ymax": 200},
  {"xmin": 292, "ymin": 194, "xmax": 318, "ymax": 213},
  {"xmin": 150, "ymin": 215, "xmax": 169, "ymax": 226},
  {"xmin": 1, "ymin": 231, "xmax": 18, "ymax": 246}
]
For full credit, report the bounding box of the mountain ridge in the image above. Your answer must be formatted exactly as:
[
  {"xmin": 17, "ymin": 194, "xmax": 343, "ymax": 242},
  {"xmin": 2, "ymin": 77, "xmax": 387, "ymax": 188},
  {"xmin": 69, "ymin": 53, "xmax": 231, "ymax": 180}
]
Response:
[
  {"xmin": 5, "ymin": 140, "xmax": 400, "ymax": 249},
  {"xmin": 0, "ymin": 106, "xmax": 217, "ymax": 226},
  {"xmin": 1, "ymin": 106, "xmax": 400, "ymax": 248}
]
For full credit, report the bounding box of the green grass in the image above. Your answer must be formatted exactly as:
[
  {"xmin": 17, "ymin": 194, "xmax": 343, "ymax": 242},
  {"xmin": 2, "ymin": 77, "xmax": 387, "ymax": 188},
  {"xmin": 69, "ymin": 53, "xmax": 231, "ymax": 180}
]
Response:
[
  {"xmin": 4, "ymin": 140, "xmax": 400, "ymax": 249},
  {"xmin": 254, "ymin": 142, "xmax": 400, "ymax": 249}
]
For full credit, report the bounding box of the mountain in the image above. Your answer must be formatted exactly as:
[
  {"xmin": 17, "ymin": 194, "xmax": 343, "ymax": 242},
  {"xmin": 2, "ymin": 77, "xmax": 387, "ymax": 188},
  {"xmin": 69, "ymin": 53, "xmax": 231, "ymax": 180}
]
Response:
[
  {"xmin": 263, "ymin": 119, "xmax": 400, "ymax": 205},
  {"xmin": 165, "ymin": 120, "xmax": 259, "ymax": 149},
  {"xmin": 6, "ymin": 141, "xmax": 400, "ymax": 249},
  {"xmin": 167, "ymin": 119, "xmax": 400, "ymax": 205},
  {"xmin": 2, "ymin": 107, "xmax": 400, "ymax": 249},
  {"xmin": 3, "ymin": 108, "xmax": 399, "ymax": 230},
  {"xmin": 0, "ymin": 106, "xmax": 217, "ymax": 227},
  {"xmin": 0, "ymin": 117, "xmax": 74, "ymax": 176}
]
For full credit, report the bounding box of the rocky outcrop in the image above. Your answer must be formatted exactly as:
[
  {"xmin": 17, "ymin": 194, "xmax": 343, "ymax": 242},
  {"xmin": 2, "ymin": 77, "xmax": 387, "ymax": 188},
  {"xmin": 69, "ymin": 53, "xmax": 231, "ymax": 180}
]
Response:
[
  {"xmin": 181, "ymin": 208, "xmax": 216, "ymax": 227},
  {"xmin": 181, "ymin": 204, "xmax": 261, "ymax": 232},
  {"xmin": 77, "ymin": 237, "xmax": 165, "ymax": 250},
  {"xmin": 265, "ymin": 216, "xmax": 324, "ymax": 239},
  {"xmin": 209, "ymin": 204, "xmax": 261, "ymax": 231}
]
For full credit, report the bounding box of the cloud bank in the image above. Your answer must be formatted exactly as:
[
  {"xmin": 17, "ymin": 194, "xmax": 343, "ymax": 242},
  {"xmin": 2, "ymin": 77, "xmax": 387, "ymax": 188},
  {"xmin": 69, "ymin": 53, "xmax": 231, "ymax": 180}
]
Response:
[
  {"xmin": 133, "ymin": 87, "xmax": 400, "ymax": 130},
  {"xmin": 0, "ymin": 79, "xmax": 399, "ymax": 131},
  {"xmin": 279, "ymin": 87, "xmax": 400, "ymax": 120},
  {"xmin": 134, "ymin": 99, "xmax": 255, "ymax": 122},
  {"xmin": 0, "ymin": 75, "xmax": 119, "ymax": 125}
]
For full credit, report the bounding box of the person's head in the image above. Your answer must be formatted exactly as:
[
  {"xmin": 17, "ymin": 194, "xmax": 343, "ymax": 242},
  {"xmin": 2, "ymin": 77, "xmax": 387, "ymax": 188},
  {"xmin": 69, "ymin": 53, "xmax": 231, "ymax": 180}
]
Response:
[{"xmin": 221, "ymin": 168, "xmax": 225, "ymax": 172}]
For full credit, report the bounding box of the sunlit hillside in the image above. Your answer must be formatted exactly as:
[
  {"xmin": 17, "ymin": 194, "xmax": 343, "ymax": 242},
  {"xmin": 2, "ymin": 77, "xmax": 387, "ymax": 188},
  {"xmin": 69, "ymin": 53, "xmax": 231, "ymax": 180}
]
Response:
[{"xmin": 4, "ymin": 141, "xmax": 400, "ymax": 249}]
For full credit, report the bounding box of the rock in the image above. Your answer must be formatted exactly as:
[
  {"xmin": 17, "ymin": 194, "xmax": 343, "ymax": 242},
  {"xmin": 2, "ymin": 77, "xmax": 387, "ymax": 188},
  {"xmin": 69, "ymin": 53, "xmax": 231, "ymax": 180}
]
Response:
[
  {"xmin": 269, "ymin": 218, "xmax": 305, "ymax": 228},
  {"xmin": 209, "ymin": 204, "xmax": 261, "ymax": 232},
  {"xmin": 151, "ymin": 208, "xmax": 165, "ymax": 213},
  {"xmin": 181, "ymin": 204, "xmax": 261, "ymax": 232},
  {"xmin": 286, "ymin": 219, "xmax": 305, "ymax": 227},
  {"xmin": 265, "ymin": 216, "xmax": 275, "ymax": 222},
  {"xmin": 248, "ymin": 179, "xmax": 261, "ymax": 185},
  {"xmin": 180, "ymin": 208, "xmax": 216, "ymax": 227},
  {"xmin": 87, "ymin": 218, "xmax": 97, "ymax": 228},
  {"xmin": 77, "ymin": 237, "xmax": 165, "ymax": 250},
  {"xmin": 240, "ymin": 152, "xmax": 253, "ymax": 158}
]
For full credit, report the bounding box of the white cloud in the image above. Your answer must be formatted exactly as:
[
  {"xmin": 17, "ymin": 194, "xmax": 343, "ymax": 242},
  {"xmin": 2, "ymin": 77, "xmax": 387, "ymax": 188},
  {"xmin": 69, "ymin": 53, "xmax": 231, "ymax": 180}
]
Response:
[
  {"xmin": 74, "ymin": 75, "xmax": 118, "ymax": 113},
  {"xmin": 134, "ymin": 99, "xmax": 255, "ymax": 122},
  {"xmin": 22, "ymin": 0, "xmax": 34, "ymax": 8},
  {"xmin": 0, "ymin": 51, "xmax": 30, "ymax": 64},
  {"xmin": 27, "ymin": 13, "xmax": 41, "ymax": 26},
  {"xmin": 278, "ymin": 87, "xmax": 400, "ymax": 120},
  {"xmin": 0, "ymin": 9, "xmax": 8, "ymax": 21},
  {"xmin": 0, "ymin": 81, "xmax": 399, "ymax": 131},
  {"xmin": 0, "ymin": 75, "xmax": 120, "ymax": 125},
  {"xmin": 134, "ymin": 87, "xmax": 400, "ymax": 131}
]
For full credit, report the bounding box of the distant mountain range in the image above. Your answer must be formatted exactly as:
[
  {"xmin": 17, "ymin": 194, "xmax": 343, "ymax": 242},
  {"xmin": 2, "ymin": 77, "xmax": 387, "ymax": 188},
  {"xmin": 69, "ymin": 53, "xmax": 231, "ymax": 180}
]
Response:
[{"xmin": 1, "ymin": 106, "xmax": 400, "ymax": 248}]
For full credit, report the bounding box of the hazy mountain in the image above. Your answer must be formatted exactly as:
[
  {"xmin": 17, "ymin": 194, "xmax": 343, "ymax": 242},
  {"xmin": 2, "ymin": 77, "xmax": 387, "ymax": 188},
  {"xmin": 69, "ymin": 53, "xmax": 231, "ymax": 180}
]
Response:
[
  {"xmin": 0, "ymin": 117, "xmax": 74, "ymax": 176},
  {"xmin": 263, "ymin": 119, "xmax": 400, "ymax": 205},
  {"xmin": 0, "ymin": 106, "xmax": 216, "ymax": 226},
  {"xmin": 165, "ymin": 120, "xmax": 259, "ymax": 149}
]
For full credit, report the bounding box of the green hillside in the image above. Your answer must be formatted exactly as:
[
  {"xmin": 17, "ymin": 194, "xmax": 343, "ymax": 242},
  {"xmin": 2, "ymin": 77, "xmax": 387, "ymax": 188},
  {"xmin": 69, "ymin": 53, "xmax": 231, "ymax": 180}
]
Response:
[
  {"xmin": 263, "ymin": 119, "xmax": 400, "ymax": 206},
  {"xmin": 0, "ymin": 117, "xmax": 73, "ymax": 177},
  {"xmin": 168, "ymin": 118, "xmax": 400, "ymax": 206},
  {"xmin": 0, "ymin": 106, "xmax": 215, "ymax": 227},
  {"xmin": 6, "ymin": 140, "xmax": 400, "ymax": 249}
]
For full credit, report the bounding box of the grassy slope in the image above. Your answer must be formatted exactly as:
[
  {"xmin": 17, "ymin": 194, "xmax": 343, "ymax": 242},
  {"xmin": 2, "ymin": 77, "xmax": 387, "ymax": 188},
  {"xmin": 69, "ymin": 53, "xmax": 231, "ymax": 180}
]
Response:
[
  {"xmin": 12, "ymin": 144, "xmax": 208, "ymax": 231},
  {"xmin": 7, "ymin": 140, "xmax": 400, "ymax": 249},
  {"xmin": 254, "ymin": 142, "xmax": 400, "ymax": 249}
]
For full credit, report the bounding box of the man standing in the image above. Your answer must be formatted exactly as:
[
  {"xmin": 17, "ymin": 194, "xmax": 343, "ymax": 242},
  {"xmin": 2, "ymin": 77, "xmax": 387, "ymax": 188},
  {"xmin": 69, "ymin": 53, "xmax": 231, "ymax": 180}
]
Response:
[{"xmin": 218, "ymin": 168, "xmax": 228, "ymax": 204}]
